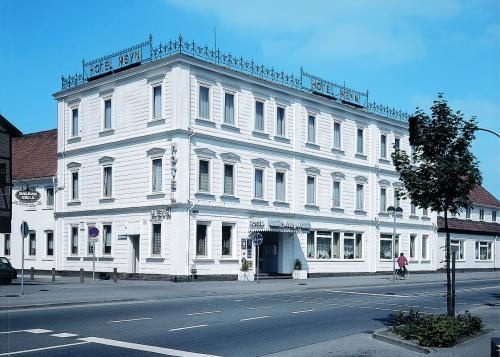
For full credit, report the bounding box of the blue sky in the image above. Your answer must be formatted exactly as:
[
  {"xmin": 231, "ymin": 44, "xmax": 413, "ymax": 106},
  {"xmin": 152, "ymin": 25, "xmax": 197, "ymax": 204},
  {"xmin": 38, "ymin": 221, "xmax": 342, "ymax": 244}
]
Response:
[{"xmin": 1, "ymin": 0, "xmax": 499, "ymax": 197}]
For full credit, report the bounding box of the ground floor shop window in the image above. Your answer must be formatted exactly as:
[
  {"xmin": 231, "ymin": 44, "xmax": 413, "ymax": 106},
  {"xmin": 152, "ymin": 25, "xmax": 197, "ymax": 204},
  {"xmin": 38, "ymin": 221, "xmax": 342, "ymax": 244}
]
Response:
[
  {"xmin": 152, "ymin": 224, "xmax": 161, "ymax": 255},
  {"xmin": 380, "ymin": 234, "xmax": 399, "ymax": 260},
  {"xmin": 196, "ymin": 223, "xmax": 208, "ymax": 257},
  {"xmin": 344, "ymin": 233, "xmax": 362, "ymax": 259},
  {"xmin": 475, "ymin": 241, "xmax": 492, "ymax": 260},
  {"xmin": 451, "ymin": 240, "xmax": 464, "ymax": 260},
  {"xmin": 307, "ymin": 231, "xmax": 361, "ymax": 260}
]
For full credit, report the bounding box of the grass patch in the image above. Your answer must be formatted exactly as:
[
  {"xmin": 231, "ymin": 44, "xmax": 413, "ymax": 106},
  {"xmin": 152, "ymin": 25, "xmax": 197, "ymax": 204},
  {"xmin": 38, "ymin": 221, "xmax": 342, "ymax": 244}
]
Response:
[{"xmin": 390, "ymin": 310, "xmax": 483, "ymax": 347}]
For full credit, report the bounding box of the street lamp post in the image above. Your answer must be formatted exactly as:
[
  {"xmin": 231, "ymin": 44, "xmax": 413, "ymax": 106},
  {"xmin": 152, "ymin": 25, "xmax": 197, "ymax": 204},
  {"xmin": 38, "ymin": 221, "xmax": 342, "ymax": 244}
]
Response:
[{"xmin": 387, "ymin": 206, "xmax": 403, "ymax": 283}]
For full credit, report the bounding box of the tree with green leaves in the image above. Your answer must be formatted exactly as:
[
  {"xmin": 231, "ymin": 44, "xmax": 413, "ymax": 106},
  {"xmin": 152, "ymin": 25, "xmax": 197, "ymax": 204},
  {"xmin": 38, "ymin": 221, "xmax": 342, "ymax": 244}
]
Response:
[{"xmin": 392, "ymin": 94, "xmax": 481, "ymax": 317}]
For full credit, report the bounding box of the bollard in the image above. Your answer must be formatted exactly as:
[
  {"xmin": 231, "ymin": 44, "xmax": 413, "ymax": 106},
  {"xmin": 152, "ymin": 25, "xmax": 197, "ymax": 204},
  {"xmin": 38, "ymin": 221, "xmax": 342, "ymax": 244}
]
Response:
[
  {"xmin": 30, "ymin": 267, "xmax": 34, "ymax": 281},
  {"xmin": 51, "ymin": 268, "xmax": 55, "ymax": 282},
  {"xmin": 80, "ymin": 268, "xmax": 84, "ymax": 283},
  {"xmin": 113, "ymin": 268, "xmax": 117, "ymax": 283}
]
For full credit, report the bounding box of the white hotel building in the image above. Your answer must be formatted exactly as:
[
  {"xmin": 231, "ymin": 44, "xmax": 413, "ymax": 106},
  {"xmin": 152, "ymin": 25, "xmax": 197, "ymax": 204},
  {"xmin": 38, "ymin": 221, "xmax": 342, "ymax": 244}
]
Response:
[{"xmin": 15, "ymin": 35, "xmax": 478, "ymax": 280}]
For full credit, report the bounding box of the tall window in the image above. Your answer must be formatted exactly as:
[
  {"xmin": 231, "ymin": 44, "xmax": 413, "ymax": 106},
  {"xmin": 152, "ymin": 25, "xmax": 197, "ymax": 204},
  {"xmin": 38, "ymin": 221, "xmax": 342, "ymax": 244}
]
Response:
[
  {"xmin": 475, "ymin": 241, "xmax": 492, "ymax": 260},
  {"xmin": 199, "ymin": 86, "xmax": 209, "ymax": 119},
  {"xmin": 306, "ymin": 176, "xmax": 316, "ymax": 204},
  {"xmin": 356, "ymin": 184, "xmax": 364, "ymax": 210},
  {"xmin": 71, "ymin": 171, "xmax": 79, "ymax": 200},
  {"xmin": 103, "ymin": 225, "xmax": 112, "ymax": 254},
  {"xmin": 88, "ymin": 234, "xmax": 94, "ymax": 255},
  {"xmin": 394, "ymin": 190, "xmax": 401, "ymax": 208},
  {"xmin": 466, "ymin": 208, "xmax": 471, "ymax": 219},
  {"xmin": 421, "ymin": 235, "xmax": 428, "ymax": 259},
  {"xmin": 46, "ymin": 231, "xmax": 54, "ymax": 256},
  {"xmin": 409, "ymin": 235, "xmax": 416, "ymax": 259},
  {"xmin": 493, "ymin": 211, "xmax": 497, "ymax": 222},
  {"xmin": 307, "ymin": 115, "xmax": 316, "ymax": 143},
  {"xmin": 29, "ymin": 232, "xmax": 36, "ymax": 256},
  {"xmin": 71, "ymin": 227, "xmax": 79, "ymax": 255},
  {"xmin": 356, "ymin": 128, "xmax": 364, "ymax": 154},
  {"xmin": 71, "ymin": 108, "xmax": 79, "ymax": 137},
  {"xmin": 223, "ymin": 164, "xmax": 234, "ymax": 195},
  {"xmin": 451, "ymin": 240, "xmax": 464, "ymax": 260},
  {"xmin": 422, "ymin": 208, "xmax": 428, "ymax": 216},
  {"xmin": 224, "ymin": 93, "xmax": 234, "ymax": 124},
  {"xmin": 4, "ymin": 234, "xmax": 10, "ymax": 255},
  {"xmin": 46, "ymin": 187, "xmax": 54, "ymax": 206},
  {"xmin": 380, "ymin": 187, "xmax": 387, "ymax": 212},
  {"xmin": 255, "ymin": 101, "xmax": 264, "ymax": 131},
  {"xmin": 316, "ymin": 231, "xmax": 332, "ymax": 259},
  {"xmin": 479, "ymin": 209, "xmax": 484, "ymax": 221},
  {"xmin": 344, "ymin": 233, "xmax": 362, "ymax": 259},
  {"xmin": 411, "ymin": 202, "xmax": 416, "ymax": 215},
  {"xmin": 394, "ymin": 137, "xmax": 400, "ymax": 150},
  {"xmin": 307, "ymin": 232, "xmax": 315, "ymax": 258},
  {"xmin": 275, "ymin": 172, "xmax": 285, "ymax": 201},
  {"xmin": 276, "ymin": 107, "xmax": 285, "ymax": 136},
  {"xmin": 333, "ymin": 122, "xmax": 341, "ymax": 149},
  {"xmin": 104, "ymin": 99, "xmax": 112, "ymax": 129},
  {"xmin": 332, "ymin": 181, "xmax": 341, "ymax": 208},
  {"xmin": 221, "ymin": 224, "xmax": 232, "ymax": 257},
  {"xmin": 152, "ymin": 158, "xmax": 163, "ymax": 192},
  {"xmin": 153, "ymin": 86, "xmax": 162, "ymax": 118},
  {"xmin": 380, "ymin": 234, "xmax": 399, "ymax": 259},
  {"xmin": 152, "ymin": 224, "xmax": 161, "ymax": 255},
  {"xmin": 254, "ymin": 169, "xmax": 263, "ymax": 199},
  {"xmin": 196, "ymin": 223, "xmax": 208, "ymax": 256},
  {"xmin": 380, "ymin": 134, "xmax": 387, "ymax": 158},
  {"xmin": 103, "ymin": 166, "xmax": 113, "ymax": 197},
  {"xmin": 198, "ymin": 160, "xmax": 209, "ymax": 192}
]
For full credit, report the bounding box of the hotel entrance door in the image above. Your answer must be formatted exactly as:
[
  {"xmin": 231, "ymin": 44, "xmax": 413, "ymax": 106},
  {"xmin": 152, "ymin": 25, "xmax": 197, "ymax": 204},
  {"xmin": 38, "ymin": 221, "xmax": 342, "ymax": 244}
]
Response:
[{"xmin": 259, "ymin": 232, "xmax": 279, "ymax": 274}]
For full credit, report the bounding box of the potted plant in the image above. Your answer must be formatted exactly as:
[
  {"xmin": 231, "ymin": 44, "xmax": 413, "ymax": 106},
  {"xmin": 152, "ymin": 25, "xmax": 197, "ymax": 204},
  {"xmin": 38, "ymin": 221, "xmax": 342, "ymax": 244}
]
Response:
[
  {"xmin": 292, "ymin": 258, "xmax": 307, "ymax": 279},
  {"xmin": 238, "ymin": 258, "xmax": 254, "ymax": 281}
]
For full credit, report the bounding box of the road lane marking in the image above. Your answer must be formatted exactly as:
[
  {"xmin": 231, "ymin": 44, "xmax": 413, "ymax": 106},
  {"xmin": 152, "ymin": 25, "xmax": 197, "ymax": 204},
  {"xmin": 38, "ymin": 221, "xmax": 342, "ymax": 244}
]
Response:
[
  {"xmin": 327, "ymin": 290, "xmax": 409, "ymax": 298},
  {"xmin": 291, "ymin": 309, "xmax": 318, "ymax": 314},
  {"xmin": 24, "ymin": 328, "xmax": 53, "ymax": 334},
  {"xmin": 80, "ymin": 337, "xmax": 220, "ymax": 357},
  {"xmin": 247, "ymin": 306, "xmax": 275, "ymax": 310},
  {"xmin": 0, "ymin": 330, "xmax": 26, "ymax": 334},
  {"xmin": 51, "ymin": 333, "xmax": 79, "ymax": 338},
  {"xmin": 233, "ymin": 299, "xmax": 245, "ymax": 302},
  {"xmin": 107, "ymin": 317, "xmax": 152, "ymax": 323},
  {"xmin": 186, "ymin": 311, "xmax": 221, "ymax": 316},
  {"xmin": 0, "ymin": 342, "xmax": 90, "ymax": 356},
  {"xmin": 240, "ymin": 315, "xmax": 270, "ymax": 321},
  {"xmin": 169, "ymin": 324, "xmax": 208, "ymax": 332}
]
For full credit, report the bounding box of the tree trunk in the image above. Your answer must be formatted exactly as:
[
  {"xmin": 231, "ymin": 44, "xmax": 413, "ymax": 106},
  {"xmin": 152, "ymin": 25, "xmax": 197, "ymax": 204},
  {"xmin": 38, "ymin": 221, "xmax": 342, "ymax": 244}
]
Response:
[{"xmin": 444, "ymin": 209, "xmax": 453, "ymax": 317}]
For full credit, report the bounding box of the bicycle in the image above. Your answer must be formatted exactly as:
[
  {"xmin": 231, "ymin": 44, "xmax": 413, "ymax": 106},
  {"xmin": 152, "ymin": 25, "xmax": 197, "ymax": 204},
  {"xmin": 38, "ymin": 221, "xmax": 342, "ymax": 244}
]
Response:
[{"xmin": 395, "ymin": 267, "xmax": 409, "ymax": 279}]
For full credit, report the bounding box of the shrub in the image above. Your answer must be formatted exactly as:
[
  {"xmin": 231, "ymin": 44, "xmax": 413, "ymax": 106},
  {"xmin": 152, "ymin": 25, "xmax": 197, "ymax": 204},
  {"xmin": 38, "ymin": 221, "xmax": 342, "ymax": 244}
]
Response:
[{"xmin": 240, "ymin": 258, "xmax": 251, "ymax": 272}]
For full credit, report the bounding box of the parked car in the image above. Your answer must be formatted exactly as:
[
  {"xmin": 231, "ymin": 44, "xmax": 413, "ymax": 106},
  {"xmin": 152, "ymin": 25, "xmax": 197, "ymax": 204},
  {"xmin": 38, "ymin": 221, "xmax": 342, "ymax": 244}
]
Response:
[{"xmin": 0, "ymin": 257, "xmax": 17, "ymax": 284}]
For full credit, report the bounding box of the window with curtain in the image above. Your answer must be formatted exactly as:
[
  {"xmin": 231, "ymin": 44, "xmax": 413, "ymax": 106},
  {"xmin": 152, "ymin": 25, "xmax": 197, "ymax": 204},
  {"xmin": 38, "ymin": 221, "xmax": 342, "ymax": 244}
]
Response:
[
  {"xmin": 222, "ymin": 225, "xmax": 232, "ymax": 257},
  {"xmin": 71, "ymin": 172, "xmax": 79, "ymax": 200},
  {"xmin": 421, "ymin": 235, "xmax": 428, "ymax": 259},
  {"xmin": 254, "ymin": 169, "xmax": 263, "ymax": 199},
  {"xmin": 332, "ymin": 181, "xmax": 341, "ymax": 208},
  {"xmin": 380, "ymin": 234, "xmax": 399, "ymax": 259},
  {"xmin": 380, "ymin": 187, "xmax": 387, "ymax": 212},
  {"xmin": 103, "ymin": 225, "xmax": 112, "ymax": 254},
  {"xmin": 153, "ymin": 86, "xmax": 162, "ymax": 118},
  {"xmin": 46, "ymin": 232, "xmax": 54, "ymax": 256},
  {"xmin": 198, "ymin": 160, "xmax": 209, "ymax": 192},
  {"xmin": 410, "ymin": 235, "xmax": 416, "ymax": 258},
  {"xmin": 479, "ymin": 209, "xmax": 484, "ymax": 220},
  {"xmin": 475, "ymin": 241, "xmax": 491, "ymax": 260},
  {"xmin": 355, "ymin": 233, "xmax": 363, "ymax": 259},
  {"xmin": 357, "ymin": 128, "xmax": 364, "ymax": 153},
  {"xmin": 224, "ymin": 93, "xmax": 234, "ymax": 124},
  {"xmin": 307, "ymin": 232, "xmax": 315, "ymax": 258},
  {"xmin": 152, "ymin": 224, "xmax": 161, "ymax": 255},
  {"xmin": 71, "ymin": 227, "xmax": 79, "ymax": 255},
  {"xmin": 356, "ymin": 184, "xmax": 364, "ymax": 210},
  {"xmin": 380, "ymin": 134, "xmax": 387, "ymax": 158},
  {"xmin": 152, "ymin": 159, "xmax": 163, "ymax": 192},
  {"xmin": 451, "ymin": 240, "xmax": 464, "ymax": 260},
  {"xmin": 199, "ymin": 86, "xmax": 209, "ymax": 118},
  {"xmin": 316, "ymin": 232, "xmax": 332, "ymax": 259},
  {"xmin": 103, "ymin": 166, "xmax": 113, "ymax": 197},
  {"xmin": 104, "ymin": 99, "xmax": 112, "ymax": 129},
  {"xmin": 411, "ymin": 203, "xmax": 416, "ymax": 215},
  {"xmin": 71, "ymin": 109, "xmax": 78, "ymax": 137},
  {"xmin": 332, "ymin": 233, "xmax": 340, "ymax": 258},
  {"xmin": 343, "ymin": 233, "xmax": 354, "ymax": 259},
  {"xmin": 196, "ymin": 224, "xmax": 207, "ymax": 256},
  {"xmin": 255, "ymin": 101, "xmax": 264, "ymax": 131},
  {"xmin": 275, "ymin": 172, "xmax": 285, "ymax": 201},
  {"xmin": 333, "ymin": 122, "xmax": 341, "ymax": 149},
  {"xmin": 4, "ymin": 234, "xmax": 10, "ymax": 256},
  {"xmin": 223, "ymin": 164, "xmax": 234, "ymax": 195},
  {"xmin": 306, "ymin": 176, "xmax": 315, "ymax": 204},
  {"xmin": 46, "ymin": 187, "xmax": 54, "ymax": 206},
  {"xmin": 276, "ymin": 107, "xmax": 285, "ymax": 136},
  {"xmin": 307, "ymin": 115, "xmax": 315, "ymax": 143}
]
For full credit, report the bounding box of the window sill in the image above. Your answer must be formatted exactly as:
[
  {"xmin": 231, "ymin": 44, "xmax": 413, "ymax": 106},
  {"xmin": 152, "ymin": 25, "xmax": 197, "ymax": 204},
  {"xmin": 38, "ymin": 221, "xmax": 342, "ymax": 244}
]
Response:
[
  {"xmin": 421, "ymin": 216, "xmax": 431, "ymax": 220},
  {"xmin": 194, "ymin": 258, "xmax": 215, "ymax": 263},
  {"xmin": 66, "ymin": 256, "xmax": 81, "ymax": 261},
  {"xmin": 195, "ymin": 192, "xmax": 216, "ymax": 200},
  {"xmin": 251, "ymin": 198, "xmax": 269, "ymax": 206},
  {"xmin": 99, "ymin": 129, "xmax": 115, "ymax": 137},
  {"xmin": 305, "ymin": 142, "xmax": 320, "ymax": 150},
  {"xmin": 195, "ymin": 118, "xmax": 216, "ymax": 127},
  {"xmin": 273, "ymin": 200, "xmax": 290, "ymax": 208},
  {"xmin": 147, "ymin": 118, "xmax": 166, "ymax": 127},
  {"xmin": 274, "ymin": 136, "xmax": 290, "ymax": 144},
  {"xmin": 67, "ymin": 200, "xmax": 81, "ymax": 206},
  {"xmin": 355, "ymin": 153, "xmax": 367, "ymax": 160},
  {"xmin": 67, "ymin": 136, "xmax": 81, "ymax": 144},
  {"xmin": 420, "ymin": 259, "xmax": 431, "ymax": 263},
  {"xmin": 252, "ymin": 130, "xmax": 269, "ymax": 139},
  {"xmin": 308, "ymin": 258, "xmax": 364, "ymax": 262},
  {"xmin": 220, "ymin": 258, "xmax": 239, "ymax": 263},
  {"xmin": 409, "ymin": 214, "xmax": 419, "ymax": 219},
  {"xmin": 221, "ymin": 123, "xmax": 240, "ymax": 133},
  {"xmin": 41, "ymin": 258, "xmax": 54, "ymax": 261},
  {"xmin": 99, "ymin": 197, "xmax": 115, "ymax": 203},
  {"xmin": 331, "ymin": 207, "xmax": 344, "ymax": 213},
  {"xmin": 147, "ymin": 192, "xmax": 166, "ymax": 199},
  {"xmin": 378, "ymin": 158, "xmax": 391, "ymax": 164},
  {"xmin": 331, "ymin": 147, "xmax": 344, "ymax": 155},
  {"xmin": 474, "ymin": 259, "xmax": 493, "ymax": 262},
  {"xmin": 378, "ymin": 212, "xmax": 390, "ymax": 217},
  {"xmin": 42, "ymin": 207, "xmax": 54, "ymax": 210},
  {"xmin": 220, "ymin": 195, "xmax": 240, "ymax": 202},
  {"xmin": 354, "ymin": 209, "xmax": 367, "ymax": 215},
  {"xmin": 146, "ymin": 257, "xmax": 165, "ymax": 263},
  {"xmin": 83, "ymin": 256, "xmax": 96, "ymax": 261},
  {"xmin": 305, "ymin": 204, "xmax": 320, "ymax": 210},
  {"xmin": 99, "ymin": 256, "xmax": 114, "ymax": 261},
  {"xmin": 25, "ymin": 257, "xmax": 36, "ymax": 261}
]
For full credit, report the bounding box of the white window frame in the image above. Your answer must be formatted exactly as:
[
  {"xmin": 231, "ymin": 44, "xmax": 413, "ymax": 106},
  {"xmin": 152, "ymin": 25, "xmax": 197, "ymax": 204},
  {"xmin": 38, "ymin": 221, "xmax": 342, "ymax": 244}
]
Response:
[
  {"xmin": 355, "ymin": 183, "xmax": 365, "ymax": 211},
  {"xmin": 68, "ymin": 103, "xmax": 80, "ymax": 139},
  {"xmin": 198, "ymin": 159, "xmax": 211, "ymax": 193},
  {"xmin": 450, "ymin": 239, "xmax": 465, "ymax": 260},
  {"xmin": 332, "ymin": 180, "xmax": 342, "ymax": 208},
  {"xmin": 45, "ymin": 230, "xmax": 54, "ymax": 257},
  {"xmin": 101, "ymin": 93, "xmax": 113, "ymax": 131},
  {"xmin": 380, "ymin": 133, "xmax": 387, "ymax": 159},
  {"xmin": 394, "ymin": 137, "xmax": 401, "ymax": 151},
  {"xmin": 307, "ymin": 113, "xmax": 316, "ymax": 144},
  {"xmin": 275, "ymin": 105, "xmax": 286, "ymax": 137},
  {"xmin": 466, "ymin": 208, "xmax": 472, "ymax": 219},
  {"xmin": 332, "ymin": 120, "xmax": 342, "ymax": 150},
  {"xmin": 67, "ymin": 162, "xmax": 81, "ymax": 202},
  {"xmin": 275, "ymin": 171, "xmax": 286, "ymax": 202},
  {"xmin": 254, "ymin": 168, "xmax": 265, "ymax": 199},
  {"xmin": 222, "ymin": 162, "xmax": 236, "ymax": 196},
  {"xmin": 221, "ymin": 223, "xmax": 235, "ymax": 258},
  {"xmin": 475, "ymin": 241, "xmax": 492, "ymax": 261},
  {"xmin": 197, "ymin": 82, "xmax": 212, "ymax": 120},
  {"xmin": 151, "ymin": 222, "xmax": 162, "ymax": 256},
  {"xmin": 28, "ymin": 231, "xmax": 36, "ymax": 256},
  {"xmin": 380, "ymin": 187, "xmax": 387, "ymax": 212},
  {"xmin": 421, "ymin": 235, "xmax": 429, "ymax": 260},
  {"xmin": 343, "ymin": 232, "xmax": 363, "ymax": 260},
  {"xmin": 409, "ymin": 234, "xmax": 417, "ymax": 259},
  {"xmin": 101, "ymin": 165, "xmax": 113, "ymax": 199},
  {"xmin": 379, "ymin": 233, "xmax": 399, "ymax": 260},
  {"xmin": 223, "ymin": 90, "xmax": 237, "ymax": 126},
  {"xmin": 306, "ymin": 175, "xmax": 316, "ymax": 205},
  {"xmin": 195, "ymin": 221, "xmax": 210, "ymax": 258},
  {"xmin": 479, "ymin": 209, "xmax": 484, "ymax": 221},
  {"xmin": 70, "ymin": 225, "xmax": 79, "ymax": 256},
  {"xmin": 493, "ymin": 210, "xmax": 497, "ymax": 222},
  {"xmin": 150, "ymin": 157, "xmax": 164, "ymax": 193},
  {"xmin": 102, "ymin": 223, "xmax": 112, "ymax": 255},
  {"xmin": 254, "ymin": 99, "xmax": 265, "ymax": 132},
  {"xmin": 356, "ymin": 126, "xmax": 364, "ymax": 154},
  {"xmin": 45, "ymin": 186, "xmax": 54, "ymax": 207},
  {"xmin": 147, "ymin": 74, "xmax": 165, "ymax": 121},
  {"xmin": 307, "ymin": 231, "xmax": 363, "ymax": 260}
]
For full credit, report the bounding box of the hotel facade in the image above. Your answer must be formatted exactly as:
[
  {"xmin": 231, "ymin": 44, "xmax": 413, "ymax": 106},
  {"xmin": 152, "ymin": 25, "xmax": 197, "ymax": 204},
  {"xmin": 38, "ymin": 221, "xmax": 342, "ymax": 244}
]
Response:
[{"xmin": 3, "ymin": 36, "xmax": 498, "ymax": 279}]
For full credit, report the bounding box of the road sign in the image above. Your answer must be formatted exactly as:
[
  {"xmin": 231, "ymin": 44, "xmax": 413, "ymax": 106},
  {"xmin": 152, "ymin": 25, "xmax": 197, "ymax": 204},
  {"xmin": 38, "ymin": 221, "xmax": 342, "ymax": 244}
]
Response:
[
  {"xmin": 20, "ymin": 221, "xmax": 29, "ymax": 238},
  {"xmin": 252, "ymin": 233, "xmax": 263, "ymax": 246},
  {"xmin": 88, "ymin": 226, "xmax": 99, "ymax": 238}
]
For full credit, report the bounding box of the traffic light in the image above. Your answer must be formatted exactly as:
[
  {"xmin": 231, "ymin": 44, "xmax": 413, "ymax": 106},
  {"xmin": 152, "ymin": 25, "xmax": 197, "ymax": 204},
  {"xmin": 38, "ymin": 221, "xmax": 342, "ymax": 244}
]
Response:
[{"xmin": 408, "ymin": 116, "xmax": 420, "ymax": 146}]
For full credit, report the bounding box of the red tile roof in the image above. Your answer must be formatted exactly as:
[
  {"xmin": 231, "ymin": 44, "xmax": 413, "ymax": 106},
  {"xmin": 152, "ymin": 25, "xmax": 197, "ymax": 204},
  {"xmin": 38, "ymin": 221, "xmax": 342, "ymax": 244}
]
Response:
[
  {"xmin": 437, "ymin": 216, "xmax": 500, "ymax": 235},
  {"xmin": 12, "ymin": 129, "xmax": 57, "ymax": 180},
  {"xmin": 469, "ymin": 185, "xmax": 499, "ymax": 208}
]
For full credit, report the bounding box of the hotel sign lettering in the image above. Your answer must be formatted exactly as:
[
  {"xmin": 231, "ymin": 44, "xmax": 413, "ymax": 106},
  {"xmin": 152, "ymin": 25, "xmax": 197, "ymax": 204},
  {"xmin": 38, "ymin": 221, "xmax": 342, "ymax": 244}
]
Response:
[
  {"xmin": 14, "ymin": 185, "xmax": 41, "ymax": 207},
  {"xmin": 86, "ymin": 50, "xmax": 142, "ymax": 78}
]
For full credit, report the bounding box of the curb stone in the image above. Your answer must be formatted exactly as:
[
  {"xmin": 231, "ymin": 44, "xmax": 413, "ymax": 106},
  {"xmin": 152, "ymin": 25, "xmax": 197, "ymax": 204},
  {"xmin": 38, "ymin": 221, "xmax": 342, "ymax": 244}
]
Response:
[
  {"xmin": 372, "ymin": 328, "xmax": 431, "ymax": 354},
  {"xmin": 0, "ymin": 298, "xmax": 137, "ymax": 311}
]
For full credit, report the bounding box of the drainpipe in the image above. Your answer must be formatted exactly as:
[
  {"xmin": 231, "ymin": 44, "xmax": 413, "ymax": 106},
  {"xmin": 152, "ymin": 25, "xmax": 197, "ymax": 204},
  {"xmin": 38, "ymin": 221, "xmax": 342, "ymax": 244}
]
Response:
[
  {"xmin": 52, "ymin": 175, "xmax": 57, "ymax": 271},
  {"xmin": 186, "ymin": 127, "xmax": 195, "ymax": 280}
]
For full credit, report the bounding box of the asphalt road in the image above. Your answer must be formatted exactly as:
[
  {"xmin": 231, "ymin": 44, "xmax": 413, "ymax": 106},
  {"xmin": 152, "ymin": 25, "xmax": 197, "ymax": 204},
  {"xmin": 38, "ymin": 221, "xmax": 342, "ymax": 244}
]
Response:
[{"xmin": 1, "ymin": 277, "xmax": 498, "ymax": 356}]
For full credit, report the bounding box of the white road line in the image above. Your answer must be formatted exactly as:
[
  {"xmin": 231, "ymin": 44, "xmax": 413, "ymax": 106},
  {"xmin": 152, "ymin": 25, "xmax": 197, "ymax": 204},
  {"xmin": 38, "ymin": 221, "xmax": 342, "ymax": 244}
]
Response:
[
  {"xmin": 24, "ymin": 328, "xmax": 53, "ymax": 334},
  {"xmin": 0, "ymin": 330, "xmax": 26, "ymax": 334},
  {"xmin": 80, "ymin": 337, "xmax": 220, "ymax": 357},
  {"xmin": 51, "ymin": 333, "xmax": 79, "ymax": 338},
  {"xmin": 233, "ymin": 299, "xmax": 245, "ymax": 302},
  {"xmin": 107, "ymin": 317, "xmax": 152, "ymax": 324},
  {"xmin": 327, "ymin": 290, "xmax": 409, "ymax": 298},
  {"xmin": 169, "ymin": 324, "xmax": 208, "ymax": 332},
  {"xmin": 291, "ymin": 309, "xmax": 318, "ymax": 314},
  {"xmin": 240, "ymin": 315, "xmax": 270, "ymax": 321},
  {"xmin": 186, "ymin": 311, "xmax": 221, "ymax": 316},
  {"xmin": 0, "ymin": 342, "xmax": 90, "ymax": 356},
  {"xmin": 247, "ymin": 306, "xmax": 275, "ymax": 310}
]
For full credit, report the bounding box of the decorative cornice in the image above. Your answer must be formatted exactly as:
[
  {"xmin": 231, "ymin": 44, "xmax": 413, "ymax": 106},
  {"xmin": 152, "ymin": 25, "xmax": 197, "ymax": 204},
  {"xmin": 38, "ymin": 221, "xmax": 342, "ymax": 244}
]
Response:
[
  {"xmin": 305, "ymin": 167, "xmax": 320, "ymax": 176},
  {"xmin": 331, "ymin": 172, "xmax": 345, "ymax": 180},
  {"xmin": 194, "ymin": 147, "xmax": 216, "ymax": 159},
  {"xmin": 66, "ymin": 162, "xmax": 81, "ymax": 169},
  {"xmin": 146, "ymin": 147, "xmax": 166, "ymax": 157},
  {"xmin": 251, "ymin": 158, "xmax": 270, "ymax": 168},
  {"xmin": 98, "ymin": 156, "xmax": 115, "ymax": 165},
  {"xmin": 273, "ymin": 161, "xmax": 291, "ymax": 171},
  {"xmin": 220, "ymin": 152, "xmax": 241, "ymax": 163},
  {"xmin": 355, "ymin": 175, "xmax": 368, "ymax": 184}
]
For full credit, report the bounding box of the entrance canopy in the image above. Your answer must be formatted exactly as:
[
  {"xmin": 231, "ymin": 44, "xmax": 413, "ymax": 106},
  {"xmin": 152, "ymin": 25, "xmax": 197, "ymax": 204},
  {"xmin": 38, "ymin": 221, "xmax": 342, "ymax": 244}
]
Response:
[{"xmin": 249, "ymin": 218, "xmax": 311, "ymax": 233}]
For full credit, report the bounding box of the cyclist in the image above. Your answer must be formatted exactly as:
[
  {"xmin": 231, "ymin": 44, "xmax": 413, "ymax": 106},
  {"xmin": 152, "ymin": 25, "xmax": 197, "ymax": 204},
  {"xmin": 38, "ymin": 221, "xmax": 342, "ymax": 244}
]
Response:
[{"xmin": 397, "ymin": 252, "xmax": 409, "ymax": 278}]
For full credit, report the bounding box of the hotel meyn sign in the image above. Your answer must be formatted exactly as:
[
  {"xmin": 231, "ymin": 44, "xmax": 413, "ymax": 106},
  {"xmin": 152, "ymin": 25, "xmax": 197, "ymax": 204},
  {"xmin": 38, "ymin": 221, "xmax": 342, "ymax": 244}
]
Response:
[{"xmin": 15, "ymin": 185, "xmax": 41, "ymax": 207}]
